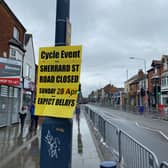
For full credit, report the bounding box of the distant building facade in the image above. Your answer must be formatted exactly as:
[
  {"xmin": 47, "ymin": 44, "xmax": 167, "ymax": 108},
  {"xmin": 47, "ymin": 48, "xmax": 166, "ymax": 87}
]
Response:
[{"xmin": 161, "ymin": 55, "xmax": 168, "ymax": 106}]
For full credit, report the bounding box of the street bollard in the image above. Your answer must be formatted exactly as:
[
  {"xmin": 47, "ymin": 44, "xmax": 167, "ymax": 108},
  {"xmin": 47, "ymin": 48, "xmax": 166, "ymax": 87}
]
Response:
[{"xmin": 100, "ymin": 161, "xmax": 117, "ymax": 168}]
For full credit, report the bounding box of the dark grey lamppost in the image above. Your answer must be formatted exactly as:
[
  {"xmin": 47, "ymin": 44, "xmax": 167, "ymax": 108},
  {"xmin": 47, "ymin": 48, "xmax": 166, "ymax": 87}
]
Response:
[
  {"xmin": 129, "ymin": 57, "xmax": 146, "ymax": 76},
  {"xmin": 40, "ymin": 1, "xmax": 72, "ymax": 168}
]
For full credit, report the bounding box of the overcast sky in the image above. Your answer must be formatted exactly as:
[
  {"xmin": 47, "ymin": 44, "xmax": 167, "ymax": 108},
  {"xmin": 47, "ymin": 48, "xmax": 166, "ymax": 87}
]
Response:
[{"xmin": 6, "ymin": 0, "xmax": 168, "ymax": 97}]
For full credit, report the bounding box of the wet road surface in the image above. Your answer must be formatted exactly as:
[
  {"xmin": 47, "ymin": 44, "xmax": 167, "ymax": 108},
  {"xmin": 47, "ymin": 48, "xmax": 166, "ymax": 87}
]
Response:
[{"xmin": 0, "ymin": 111, "xmax": 100, "ymax": 168}]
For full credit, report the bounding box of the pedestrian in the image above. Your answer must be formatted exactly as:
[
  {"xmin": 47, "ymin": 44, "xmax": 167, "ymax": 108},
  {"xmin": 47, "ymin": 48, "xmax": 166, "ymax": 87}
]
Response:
[
  {"xmin": 29, "ymin": 103, "xmax": 39, "ymax": 132},
  {"xmin": 75, "ymin": 104, "xmax": 81, "ymax": 122},
  {"xmin": 75, "ymin": 104, "xmax": 81, "ymax": 131},
  {"xmin": 19, "ymin": 106, "xmax": 28, "ymax": 133}
]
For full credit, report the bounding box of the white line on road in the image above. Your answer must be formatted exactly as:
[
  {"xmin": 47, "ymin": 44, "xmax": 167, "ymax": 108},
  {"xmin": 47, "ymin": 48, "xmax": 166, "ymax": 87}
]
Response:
[{"xmin": 135, "ymin": 122, "xmax": 168, "ymax": 141}]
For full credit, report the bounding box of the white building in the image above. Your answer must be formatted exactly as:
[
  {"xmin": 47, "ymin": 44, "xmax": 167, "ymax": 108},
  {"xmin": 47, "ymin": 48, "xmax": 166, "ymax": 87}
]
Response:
[{"xmin": 23, "ymin": 34, "xmax": 36, "ymax": 107}]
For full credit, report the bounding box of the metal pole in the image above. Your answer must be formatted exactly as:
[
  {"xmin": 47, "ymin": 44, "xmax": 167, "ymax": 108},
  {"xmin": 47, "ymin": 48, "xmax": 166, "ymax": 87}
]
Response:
[
  {"xmin": 55, "ymin": 0, "xmax": 70, "ymax": 46},
  {"xmin": 144, "ymin": 59, "xmax": 146, "ymax": 75},
  {"xmin": 130, "ymin": 57, "xmax": 147, "ymax": 111},
  {"xmin": 40, "ymin": 1, "xmax": 72, "ymax": 168},
  {"xmin": 126, "ymin": 69, "xmax": 128, "ymax": 80}
]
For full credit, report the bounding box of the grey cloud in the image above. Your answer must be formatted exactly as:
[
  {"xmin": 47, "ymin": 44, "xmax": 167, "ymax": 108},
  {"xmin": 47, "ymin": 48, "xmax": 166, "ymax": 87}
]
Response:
[{"xmin": 5, "ymin": 0, "xmax": 168, "ymax": 96}]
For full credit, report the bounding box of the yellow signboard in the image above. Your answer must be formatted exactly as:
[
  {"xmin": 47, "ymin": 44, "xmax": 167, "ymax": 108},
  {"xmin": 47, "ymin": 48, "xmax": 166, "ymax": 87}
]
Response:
[{"xmin": 35, "ymin": 45, "xmax": 82, "ymax": 118}]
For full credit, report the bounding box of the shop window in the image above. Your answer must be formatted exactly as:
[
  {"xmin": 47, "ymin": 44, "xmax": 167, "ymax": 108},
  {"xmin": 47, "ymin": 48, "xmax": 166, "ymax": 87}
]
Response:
[
  {"xmin": 0, "ymin": 85, "xmax": 8, "ymax": 97},
  {"xmin": 9, "ymin": 87, "xmax": 13, "ymax": 97},
  {"xmin": 14, "ymin": 88, "xmax": 19, "ymax": 98}
]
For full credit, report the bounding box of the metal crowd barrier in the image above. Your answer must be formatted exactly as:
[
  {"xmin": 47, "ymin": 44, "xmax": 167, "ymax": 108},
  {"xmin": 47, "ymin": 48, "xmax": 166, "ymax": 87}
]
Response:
[
  {"xmin": 84, "ymin": 105, "xmax": 167, "ymax": 168},
  {"xmin": 160, "ymin": 162, "xmax": 168, "ymax": 168},
  {"xmin": 119, "ymin": 130, "xmax": 159, "ymax": 168},
  {"xmin": 105, "ymin": 121, "xmax": 119, "ymax": 157}
]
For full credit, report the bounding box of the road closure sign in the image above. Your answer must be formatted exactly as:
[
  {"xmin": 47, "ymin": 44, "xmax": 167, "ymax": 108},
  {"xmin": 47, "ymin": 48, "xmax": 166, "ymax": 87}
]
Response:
[{"xmin": 35, "ymin": 45, "xmax": 82, "ymax": 118}]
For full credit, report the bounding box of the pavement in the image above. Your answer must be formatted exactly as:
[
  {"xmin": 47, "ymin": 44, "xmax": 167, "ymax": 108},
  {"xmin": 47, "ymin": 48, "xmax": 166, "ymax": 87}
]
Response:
[
  {"xmin": 0, "ymin": 108, "xmax": 101, "ymax": 168},
  {"xmin": 72, "ymin": 111, "xmax": 100, "ymax": 168}
]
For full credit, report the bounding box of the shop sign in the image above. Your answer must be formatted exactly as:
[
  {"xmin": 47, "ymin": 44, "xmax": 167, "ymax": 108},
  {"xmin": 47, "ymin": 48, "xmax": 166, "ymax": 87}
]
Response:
[
  {"xmin": 0, "ymin": 57, "xmax": 21, "ymax": 86},
  {"xmin": 35, "ymin": 45, "xmax": 82, "ymax": 119}
]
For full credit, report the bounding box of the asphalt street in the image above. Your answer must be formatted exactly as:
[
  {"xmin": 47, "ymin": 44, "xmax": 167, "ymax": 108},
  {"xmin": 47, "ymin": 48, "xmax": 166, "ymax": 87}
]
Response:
[{"xmin": 87, "ymin": 104, "xmax": 168, "ymax": 163}]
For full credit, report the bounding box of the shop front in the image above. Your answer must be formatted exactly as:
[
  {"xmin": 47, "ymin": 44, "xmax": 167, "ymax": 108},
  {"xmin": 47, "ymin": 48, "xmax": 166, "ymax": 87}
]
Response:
[{"xmin": 0, "ymin": 58, "xmax": 22, "ymax": 127}]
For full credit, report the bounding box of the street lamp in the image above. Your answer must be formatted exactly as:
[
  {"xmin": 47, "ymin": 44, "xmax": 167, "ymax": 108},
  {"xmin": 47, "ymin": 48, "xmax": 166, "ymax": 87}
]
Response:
[
  {"xmin": 129, "ymin": 57, "xmax": 146, "ymax": 75},
  {"xmin": 129, "ymin": 56, "xmax": 147, "ymax": 90},
  {"xmin": 129, "ymin": 57, "xmax": 147, "ymax": 111}
]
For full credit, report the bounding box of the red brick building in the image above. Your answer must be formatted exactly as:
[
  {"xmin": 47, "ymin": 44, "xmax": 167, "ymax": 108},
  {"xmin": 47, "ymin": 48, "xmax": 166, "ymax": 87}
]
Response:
[
  {"xmin": 0, "ymin": 0, "xmax": 26, "ymax": 126},
  {"xmin": 147, "ymin": 60, "xmax": 163, "ymax": 108},
  {"xmin": 0, "ymin": 0, "xmax": 26, "ymax": 58}
]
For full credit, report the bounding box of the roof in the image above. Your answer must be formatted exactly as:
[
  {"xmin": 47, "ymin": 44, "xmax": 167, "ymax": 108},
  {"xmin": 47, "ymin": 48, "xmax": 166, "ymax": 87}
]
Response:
[
  {"xmin": 9, "ymin": 38, "xmax": 25, "ymax": 52},
  {"xmin": 1, "ymin": 0, "xmax": 26, "ymax": 32},
  {"xmin": 125, "ymin": 74, "xmax": 138, "ymax": 83},
  {"xmin": 24, "ymin": 34, "xmax": 32, "ymax": 46},
  {"xmin": 151, "ymin": 60, "xmax": 162, "ymax": 67},
  {"xmin": 130, "ymin": 79, "xmax": 139, "ymax": 85},
  {"xmin": 161, "ymin": 55, "xmax": 168, "ymax": 59},
  {"xmin": 147, "ymin": 68, "xmax": 153, "ymax": 72},
  {"xmin": 103, "ymin": 84, "xmax": 118, "ymax": 93}
]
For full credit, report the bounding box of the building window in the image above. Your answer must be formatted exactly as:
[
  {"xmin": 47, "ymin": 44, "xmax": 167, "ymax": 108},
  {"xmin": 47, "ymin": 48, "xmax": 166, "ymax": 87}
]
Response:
[
  {"xmin": 10, "ymin": 48, "xmax": 16, "ymax": 59},
  {"xmin": 163, "ymin": 78, "xmax": 165, "ymax": 87},
  {"xmin": 154, "ymin": 68, "xmax": 157, "ymax": 74},
  {"xmin": 166, "ymin": 77, "xmax": 168, "ymax": 87},
  {"xmin": 13, "ymin": 27, "xmax": 19, "ymax": 41},
  {"xmin": 25, "ymin": 64, "xmax": 31, "ymax": 79},
  {"xmin": 161, "ymin": 78, "xmax": 164, "ymax": 87},
  {"xmin": 30, "ymin": 67, "xmax": 33, "ymax": 79},
  {"xmin": 161, "ymin": 76, "xmax": 168, "ymax": 87},
  {"xmin": 17, "ymin": 50, "xmax": 23, "ymax": 61},
  {"xmin": 11, "ymin": 48, "xmax": 16, "ymax": 56}
]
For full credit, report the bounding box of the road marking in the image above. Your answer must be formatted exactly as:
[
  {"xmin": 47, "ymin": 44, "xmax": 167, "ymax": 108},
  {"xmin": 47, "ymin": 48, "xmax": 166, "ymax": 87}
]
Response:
[{"xmin": 135, "ymin": 122, "xmax": 168, "ymax": 141}]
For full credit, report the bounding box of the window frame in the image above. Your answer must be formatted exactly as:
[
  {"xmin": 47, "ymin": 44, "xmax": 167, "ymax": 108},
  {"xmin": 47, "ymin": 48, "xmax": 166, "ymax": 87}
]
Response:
[{"xmin": 13, "ymin": 27, "xmax": 19, "ymax": 41}]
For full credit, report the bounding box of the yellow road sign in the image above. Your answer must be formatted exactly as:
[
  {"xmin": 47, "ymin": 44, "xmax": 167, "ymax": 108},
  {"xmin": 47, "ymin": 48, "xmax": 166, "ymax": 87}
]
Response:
[{"xmin": 35, "ymin": 45, "xmax": 82, "ymax": 118}]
